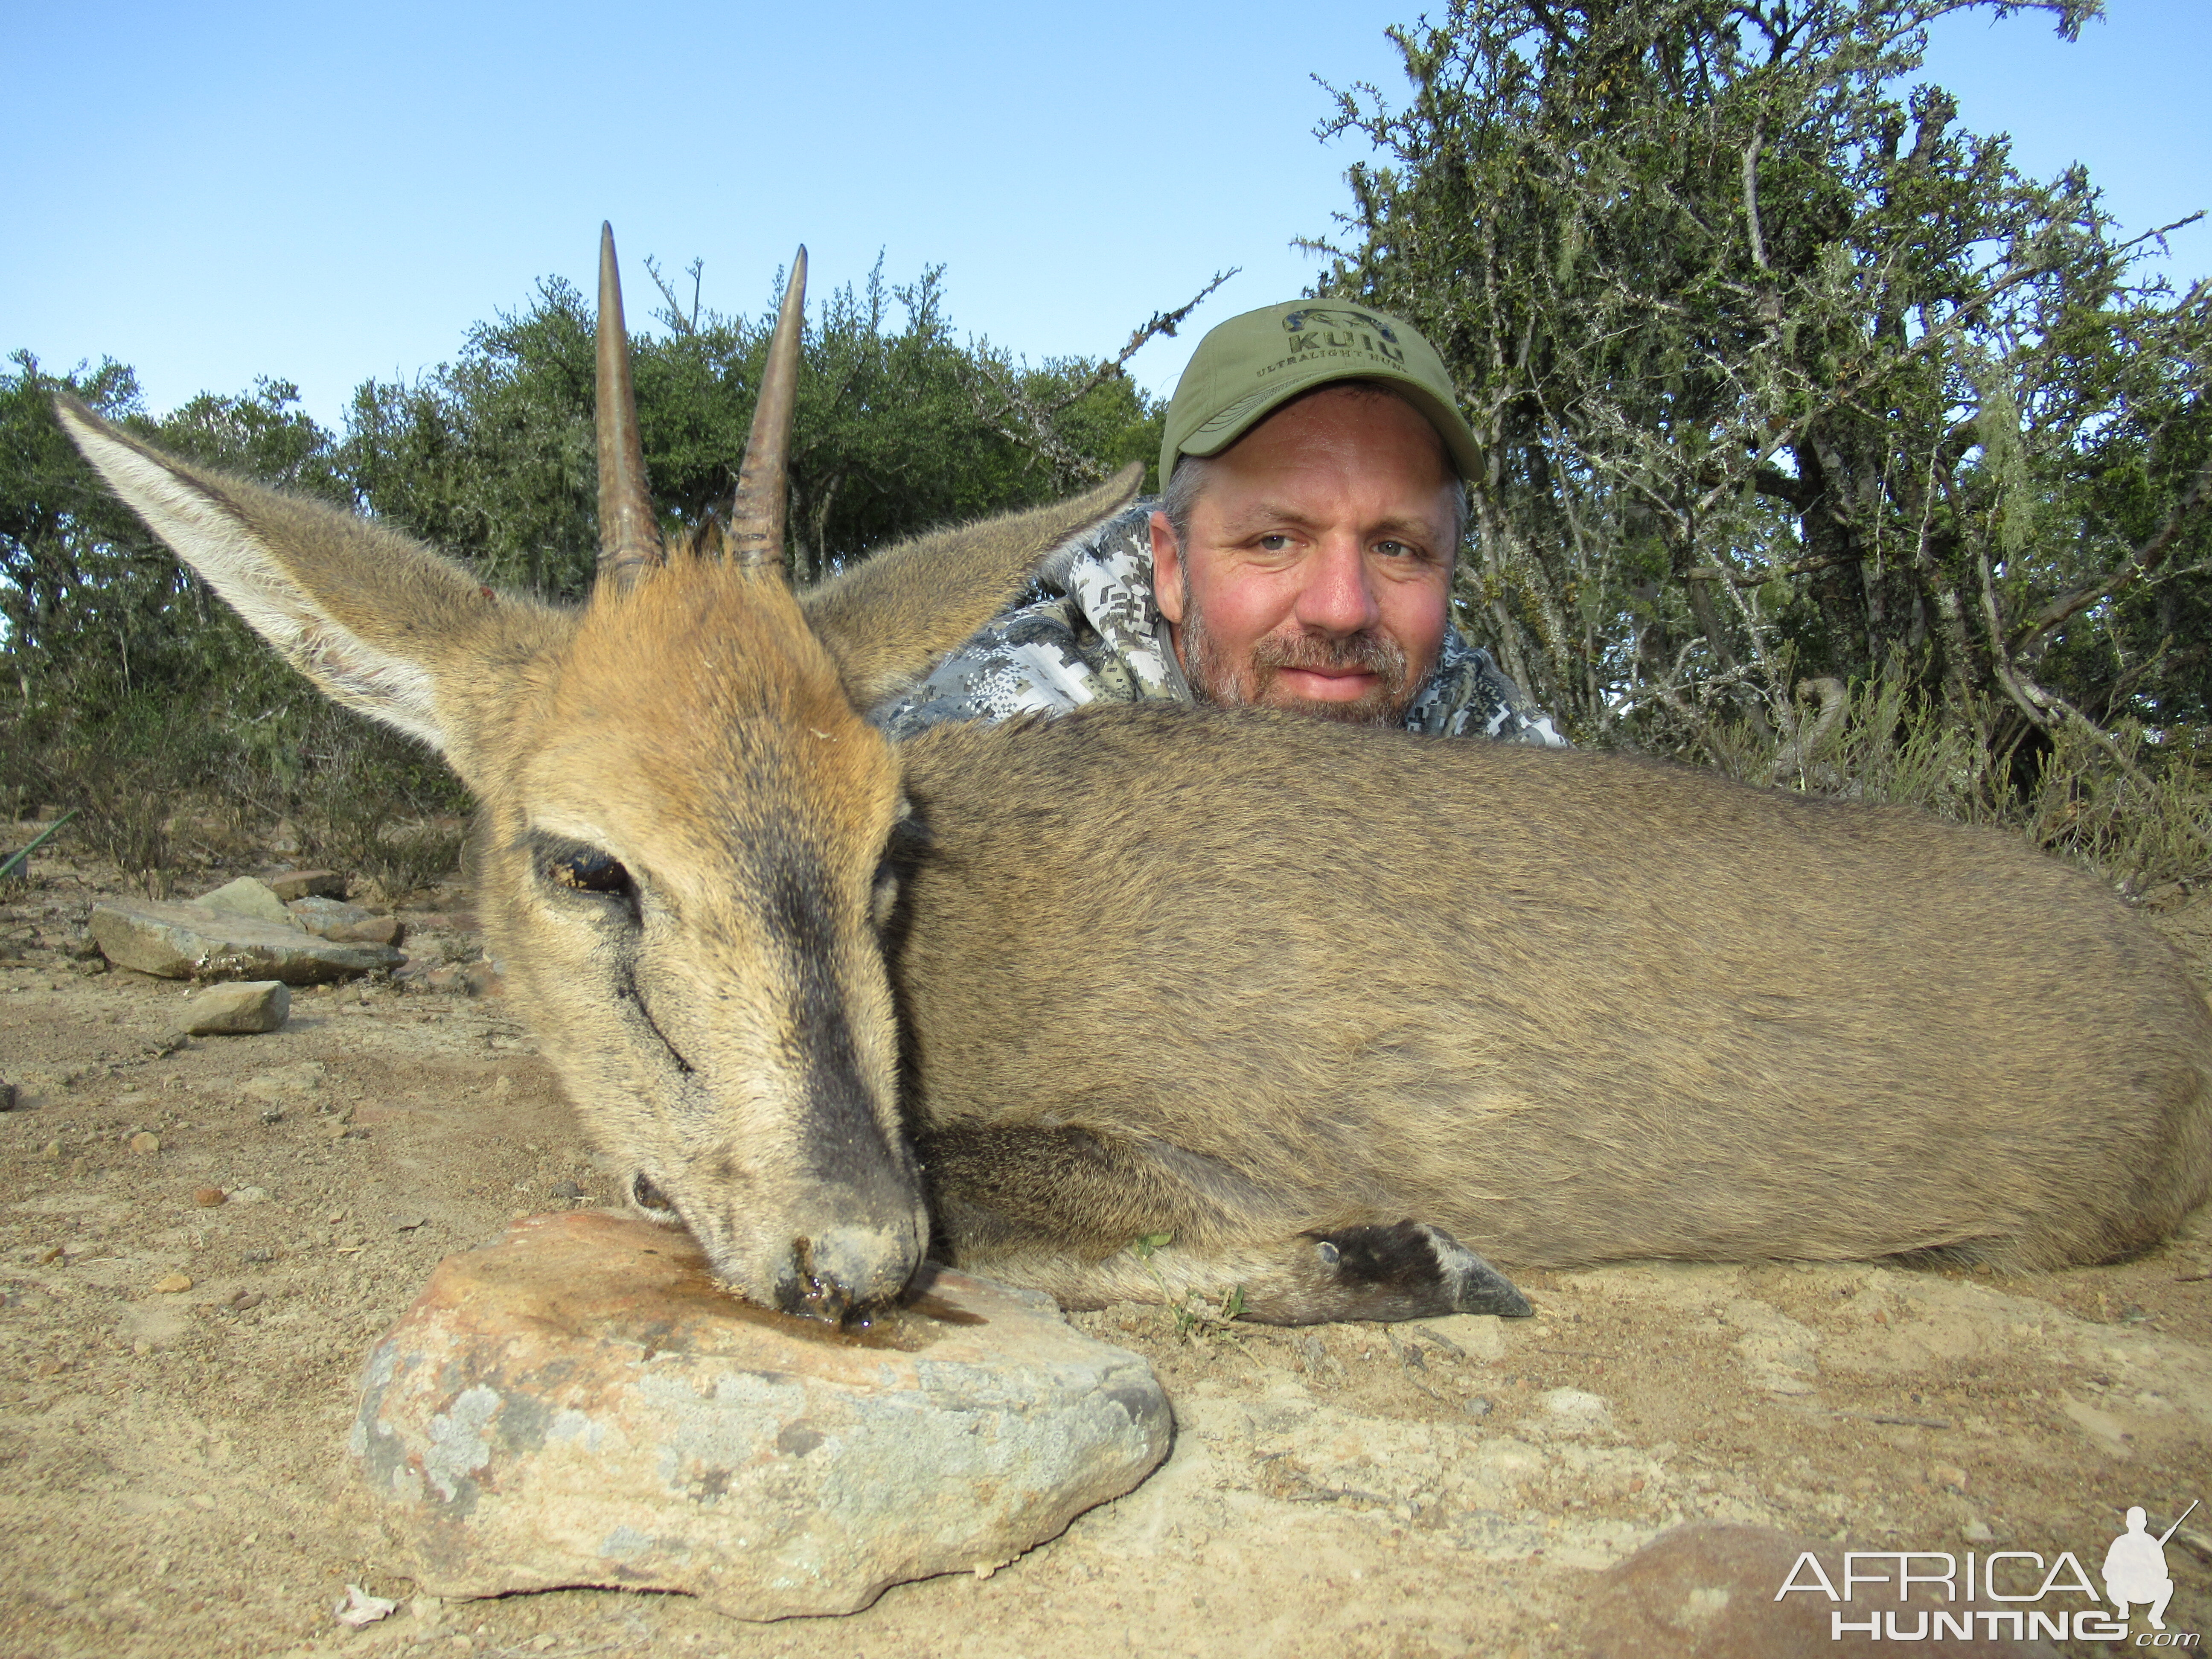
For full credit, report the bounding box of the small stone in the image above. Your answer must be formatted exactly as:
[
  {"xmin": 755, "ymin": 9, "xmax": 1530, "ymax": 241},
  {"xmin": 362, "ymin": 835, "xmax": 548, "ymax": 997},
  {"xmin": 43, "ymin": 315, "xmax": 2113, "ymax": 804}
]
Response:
[
  {"xmin": 242, "ymin": 1062, "xmax": 326, "ymax": 1104},
  {"xmin": 1540, "ymin": 1386, "xmax": 1612, "ymax": 1433},
  {"xmin": 1461, "ymin": 1395, "xmax": 1493, "ymax": 1417},
  {"xmin": 266, "ymin": 869, "xmax": 345, "ymax": 902},
  {"xmin": 229, "ymin": 1289, "xmax": 265, "ymax": 1311},
  {"xmin": 341, "ymin": 914, "xmax": 404, "ymax": 946},
  {"xmin": 129, "ymin": 1132, "xmax": 160, "ymax": 1154},
  {"xmin": 288, "ymin": 896, "xmax": 403, "ymax": 946},
  {"xmin": 1962, "ymin": 1519, "xmax": 1994, "ymax": 1543},
  {"xmin": 228, "ymin": 1186, "xmax": 270, "ymax": 1205},
  {"xmin": 193, "ymin": 1187, "xmax": 227, "ymax": 1208},
  {"xmin": 350, "ymin": 1213, "xmax": 1169, "ymax": 1619},
  {"xmin": 1929, "ymin": 1462, "xmax": 1968, "ymax": 1492},
  {"xmin": 183, "ymin": 980, "xmax": 290, "ymax": 1036},
  {"xmin": 550, "ymin": 1180, "xmax": 583, "ymax": 1200},
  {"xmin": 39, "ymin": 1140, "xmax": 59, "ymax": 1160},
  {"xmin": 459, "ymin": 959, "xmax": 504, "ymax": 998},
  {"xmin": 0, "ymin": 1079, "xmax": 15, "ymax": 1112},
  {"xmin": 151, "ymin": 1273, "xmax": 192, "ymax": 1294},
  {"xmin": 194, "ymin": 876, "xmax": 301, "ymax": 929}
]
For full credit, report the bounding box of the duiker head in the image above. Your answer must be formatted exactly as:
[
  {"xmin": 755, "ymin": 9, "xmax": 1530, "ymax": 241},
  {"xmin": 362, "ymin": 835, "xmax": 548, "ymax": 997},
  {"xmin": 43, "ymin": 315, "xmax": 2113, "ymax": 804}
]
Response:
[{"xmin": 57, "ymin": 226, "xmax": 1138, "ymax": 1321}]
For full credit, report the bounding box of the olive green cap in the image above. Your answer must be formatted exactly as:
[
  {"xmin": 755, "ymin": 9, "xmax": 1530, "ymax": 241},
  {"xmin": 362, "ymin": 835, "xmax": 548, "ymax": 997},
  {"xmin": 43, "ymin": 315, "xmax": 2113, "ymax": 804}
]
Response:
[{"xmin": 1160, "ymin": 300, "xmax": 1481, "ymax": 486}]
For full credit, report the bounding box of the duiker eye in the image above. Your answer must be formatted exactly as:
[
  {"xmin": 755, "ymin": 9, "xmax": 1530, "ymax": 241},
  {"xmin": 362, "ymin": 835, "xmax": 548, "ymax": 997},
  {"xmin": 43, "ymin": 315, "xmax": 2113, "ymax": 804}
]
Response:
[{"xmin": 547, "ymin": 848, "xmax": 632, "ymax": 896}]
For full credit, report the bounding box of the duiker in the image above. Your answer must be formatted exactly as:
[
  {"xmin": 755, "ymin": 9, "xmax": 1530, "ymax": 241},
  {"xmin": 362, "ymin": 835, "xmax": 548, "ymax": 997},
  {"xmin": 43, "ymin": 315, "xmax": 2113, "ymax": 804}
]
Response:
[{"xmin": 61, "ymin": 231, "xmax": 2212, "ymax": 1328}]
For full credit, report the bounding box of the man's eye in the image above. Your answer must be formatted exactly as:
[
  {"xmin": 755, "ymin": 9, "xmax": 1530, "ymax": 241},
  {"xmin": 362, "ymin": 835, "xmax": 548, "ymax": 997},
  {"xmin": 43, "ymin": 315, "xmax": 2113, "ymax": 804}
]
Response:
[{"xmin": 548, "ymin": 850, "xmax": 632, "ymax": 894}]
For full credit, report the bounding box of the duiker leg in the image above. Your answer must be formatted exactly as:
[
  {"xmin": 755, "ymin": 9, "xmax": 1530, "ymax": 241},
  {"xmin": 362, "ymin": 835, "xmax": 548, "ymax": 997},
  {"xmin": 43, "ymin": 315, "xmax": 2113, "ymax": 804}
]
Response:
[{"xmin": 919, "ymin": 1123, "xmax": 1530, "ymax": 1323}]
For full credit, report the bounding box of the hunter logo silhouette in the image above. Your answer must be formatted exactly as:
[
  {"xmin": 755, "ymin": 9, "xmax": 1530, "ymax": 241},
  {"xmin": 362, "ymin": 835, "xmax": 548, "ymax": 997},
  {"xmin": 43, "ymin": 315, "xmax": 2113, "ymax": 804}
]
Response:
[{"xmin": 2104, "ymin": 1499, "xmax": 2197, "ymax": 1631}]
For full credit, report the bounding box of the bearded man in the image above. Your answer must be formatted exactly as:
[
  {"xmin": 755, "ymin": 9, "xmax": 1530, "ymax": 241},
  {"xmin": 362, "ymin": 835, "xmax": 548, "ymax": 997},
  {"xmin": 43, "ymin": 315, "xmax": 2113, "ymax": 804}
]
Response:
[{"xmin": 871, "ymin": 300, "xmax": 1566, "ymax": 746}]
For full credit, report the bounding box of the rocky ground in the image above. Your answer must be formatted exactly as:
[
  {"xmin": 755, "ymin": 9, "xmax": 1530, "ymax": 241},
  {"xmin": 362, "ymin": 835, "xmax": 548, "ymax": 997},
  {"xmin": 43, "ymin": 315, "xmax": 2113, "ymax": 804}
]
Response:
[{"xmin": 0, "ymin": 824, "xmax": 2207, "ymax": 1658}]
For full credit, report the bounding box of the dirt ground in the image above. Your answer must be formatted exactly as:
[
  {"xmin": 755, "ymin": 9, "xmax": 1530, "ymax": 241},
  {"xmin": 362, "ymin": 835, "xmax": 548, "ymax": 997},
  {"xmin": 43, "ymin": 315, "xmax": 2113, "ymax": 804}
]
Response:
[{"xmin": 1, "ymin": 829, "xmax": 2207, "ymax": 1659}]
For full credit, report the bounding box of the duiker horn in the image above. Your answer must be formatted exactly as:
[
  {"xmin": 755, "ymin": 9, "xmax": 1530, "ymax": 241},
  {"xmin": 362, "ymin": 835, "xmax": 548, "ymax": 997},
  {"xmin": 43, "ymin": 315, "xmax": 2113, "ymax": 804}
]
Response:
[
  {"xmin": 596, "ymin": 222, "xmax": 662, "ymax": 585},
  {"xmin": 725, "ymin": 248, "xmax": 806, "ymax": 571}
]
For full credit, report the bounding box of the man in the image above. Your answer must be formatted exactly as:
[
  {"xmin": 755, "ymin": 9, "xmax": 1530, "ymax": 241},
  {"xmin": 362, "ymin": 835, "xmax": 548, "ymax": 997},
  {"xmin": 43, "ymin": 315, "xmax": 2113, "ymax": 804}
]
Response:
[{"xmin": 871, "ymin": 300, "xmax": 1566, "ymax": 745}]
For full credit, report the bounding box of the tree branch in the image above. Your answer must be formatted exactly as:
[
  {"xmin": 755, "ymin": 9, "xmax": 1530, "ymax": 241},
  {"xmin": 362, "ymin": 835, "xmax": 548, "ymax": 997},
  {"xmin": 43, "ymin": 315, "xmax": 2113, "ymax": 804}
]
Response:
[
  {"xmin": 2006, "ymin": 454, "xmax": 2212, "ymax": 655},
  {"xmin": 1742, "ymin": 121, "xmax": 1769, "ymax": 273},
  {"xmin": 1036, "ymin": 268, "xmax": 1239, "ymax": 417}
]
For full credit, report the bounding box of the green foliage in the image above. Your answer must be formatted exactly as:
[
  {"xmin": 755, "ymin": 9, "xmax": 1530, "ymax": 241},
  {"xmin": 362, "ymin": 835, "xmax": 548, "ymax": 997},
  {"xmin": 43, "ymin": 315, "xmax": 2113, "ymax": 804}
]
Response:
[
  {"xmin": 341, "ymin": 257, "xmax": 1165, "ymax": 596},
  {"xmin": 1308, "ymin": 0, "xmax": 2212, "ymax": 794}
]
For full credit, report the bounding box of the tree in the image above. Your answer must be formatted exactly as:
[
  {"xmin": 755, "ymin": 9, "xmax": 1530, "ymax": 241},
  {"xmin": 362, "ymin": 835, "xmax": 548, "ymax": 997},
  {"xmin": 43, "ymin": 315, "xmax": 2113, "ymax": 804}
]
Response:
[
  {"xmin": 1307, "ymin": 0, "xmax": 2211, "ymax": 776},
  {"xmin": 341, "ymin": 256, "xmax": 1172, "ymax": 596}
]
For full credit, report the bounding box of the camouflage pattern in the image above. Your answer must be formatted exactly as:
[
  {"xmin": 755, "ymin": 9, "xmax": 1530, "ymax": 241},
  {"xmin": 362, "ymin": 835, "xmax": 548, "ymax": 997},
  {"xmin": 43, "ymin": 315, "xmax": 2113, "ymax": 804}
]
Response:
[{"xmin": 869, "ymin": 501, "xmax": 1569, "ymax": 746}]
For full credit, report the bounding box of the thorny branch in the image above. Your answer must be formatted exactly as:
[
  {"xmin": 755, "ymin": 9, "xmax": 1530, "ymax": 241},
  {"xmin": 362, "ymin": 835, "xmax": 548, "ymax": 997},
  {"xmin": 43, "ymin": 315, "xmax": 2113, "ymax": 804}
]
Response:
[
  {"xmin": 2007, "ymin": 454, "xmax": 2212, "ymax": 656},
  {"xmin": 967, "ymin": 269, "xmax": 1239, "ymax": 484}
]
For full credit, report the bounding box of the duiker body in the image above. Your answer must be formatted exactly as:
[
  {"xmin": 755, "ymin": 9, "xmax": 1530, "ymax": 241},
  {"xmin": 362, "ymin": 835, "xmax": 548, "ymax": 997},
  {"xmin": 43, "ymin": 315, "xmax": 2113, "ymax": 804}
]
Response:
[{"xmin": 58, "ymin": 232, "xmax": 2212, "ymax": 1326}]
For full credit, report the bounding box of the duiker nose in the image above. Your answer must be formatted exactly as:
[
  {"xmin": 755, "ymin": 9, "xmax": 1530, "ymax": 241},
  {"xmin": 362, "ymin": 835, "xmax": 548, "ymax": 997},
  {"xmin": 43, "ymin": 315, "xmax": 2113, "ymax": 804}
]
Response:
[
  {"xmin": 1294, "ymin": 533, "xmax": 1383, "ymax": 637},
  {"xmin": 783, "ymin": 1216, "xmax": 923, "ymax": 1322}
]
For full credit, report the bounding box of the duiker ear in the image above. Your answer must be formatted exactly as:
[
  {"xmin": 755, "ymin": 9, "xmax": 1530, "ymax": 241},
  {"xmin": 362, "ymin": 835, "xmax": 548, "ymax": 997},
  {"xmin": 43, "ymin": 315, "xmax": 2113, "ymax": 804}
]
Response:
[
  {"xmin": 800, "ymin": 460, "xmax": 1143, "ymax": 709},
  {"xmin": 55, "ymin": 396, "xmax": 543, "ymax": 759}
]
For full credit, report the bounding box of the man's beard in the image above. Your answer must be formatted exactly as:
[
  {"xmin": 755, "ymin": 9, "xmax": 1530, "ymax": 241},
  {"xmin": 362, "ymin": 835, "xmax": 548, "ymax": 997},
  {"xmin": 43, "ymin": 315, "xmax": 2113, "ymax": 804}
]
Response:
[{"xmin": 1178, "ymin": 601, "xmax": 1423, "ymax": 728}]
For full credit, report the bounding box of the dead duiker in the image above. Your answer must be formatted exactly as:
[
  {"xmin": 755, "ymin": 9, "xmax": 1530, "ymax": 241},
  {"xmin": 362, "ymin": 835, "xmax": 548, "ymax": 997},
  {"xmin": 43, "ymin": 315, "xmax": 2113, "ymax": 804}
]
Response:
[{"xmin": 61, "ymin": 229, "xmax": 2212, "ymax": 1328}]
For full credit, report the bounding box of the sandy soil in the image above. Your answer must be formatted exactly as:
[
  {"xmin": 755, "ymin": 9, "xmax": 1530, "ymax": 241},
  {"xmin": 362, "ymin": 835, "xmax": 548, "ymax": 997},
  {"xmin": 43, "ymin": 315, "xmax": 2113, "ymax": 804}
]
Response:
[{"xmin": 0, "ymin": 837, "xmax": 2207, "ymax": 1658}]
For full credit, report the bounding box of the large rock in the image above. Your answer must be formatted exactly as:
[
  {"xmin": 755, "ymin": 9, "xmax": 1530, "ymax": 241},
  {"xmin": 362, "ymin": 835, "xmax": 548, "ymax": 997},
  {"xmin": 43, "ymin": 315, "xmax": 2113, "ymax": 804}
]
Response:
[
  {"xmin": 89, "ymin": 899, "xmax": 404, "ymax": 984},
  {"xmin": 349, "ymin": 1212, "xmax": 1170, "ymax": 1618},
  {"xmin": 181, "ymin": 979, "xmax": 290, "ymax": 1035}
]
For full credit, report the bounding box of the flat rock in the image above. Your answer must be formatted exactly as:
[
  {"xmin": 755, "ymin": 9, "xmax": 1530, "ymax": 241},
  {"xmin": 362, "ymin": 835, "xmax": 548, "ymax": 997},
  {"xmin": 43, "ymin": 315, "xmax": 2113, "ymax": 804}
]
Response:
[
  {"xmin": 90, "ymin": 899, "xmax": 404, "ymax": 984},
  {"xmin": 289, "ymin": 896, "xmax": 404, "ymax": 946},
  {"xmin": 182, "ymin": 979, "xmax": 290, "ymax": 1035},
  {"xmin": 349, "ymin": 1212, "xmax": 1170, "ymax": 1619},
  {"xmin": 194, "ymin": 876, "xmax": 301, "ymax": 929},
  {"xmin": 1572, "ymin": 1523, "xmax": 2065, "ymax": 1657},
  {"xmin": 265, "ymin": 868, "xmax": 346, "ymax": 902}
]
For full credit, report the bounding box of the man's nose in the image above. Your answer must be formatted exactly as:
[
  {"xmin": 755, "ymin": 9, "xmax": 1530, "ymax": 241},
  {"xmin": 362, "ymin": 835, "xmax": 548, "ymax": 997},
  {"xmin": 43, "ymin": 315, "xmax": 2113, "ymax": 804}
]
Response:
[{"xmin": 1292, "ymin": 533, "xmax": 1383, "ymax": 637}]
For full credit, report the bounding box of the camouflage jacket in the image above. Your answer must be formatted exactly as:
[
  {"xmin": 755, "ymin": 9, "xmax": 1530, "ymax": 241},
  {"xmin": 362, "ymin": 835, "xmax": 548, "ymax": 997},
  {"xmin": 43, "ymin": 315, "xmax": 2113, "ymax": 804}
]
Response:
[{"xmin": 869, "ymin": 501, "xmax": 1569, "ymax": 745}]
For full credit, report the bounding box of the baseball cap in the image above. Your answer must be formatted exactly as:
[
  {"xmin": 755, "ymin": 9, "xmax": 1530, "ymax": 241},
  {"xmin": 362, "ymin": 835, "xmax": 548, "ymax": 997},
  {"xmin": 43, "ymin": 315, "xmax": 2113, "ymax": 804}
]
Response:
[{"xmin": 1160, "ymin": 300, "xmax": 1482, "ymax": 485}]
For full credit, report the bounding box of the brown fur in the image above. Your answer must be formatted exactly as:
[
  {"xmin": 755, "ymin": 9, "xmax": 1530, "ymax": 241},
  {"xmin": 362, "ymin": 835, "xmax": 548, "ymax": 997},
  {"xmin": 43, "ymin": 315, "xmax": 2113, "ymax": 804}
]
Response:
[
  {"xmin": 55, "ymin": 395, "xmax": 2212, "ymax": 1326},
  {"xmin": 892, "ymin": 707, "xmax": 2212, "ymax": 1316}
]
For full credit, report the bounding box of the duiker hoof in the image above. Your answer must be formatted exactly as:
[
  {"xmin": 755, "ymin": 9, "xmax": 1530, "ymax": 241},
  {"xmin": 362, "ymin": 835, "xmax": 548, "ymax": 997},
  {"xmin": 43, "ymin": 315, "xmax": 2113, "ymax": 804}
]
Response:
[{"xmin": 1307, "ymin": 1220, "xmax": 1534, "ymax": 1321}]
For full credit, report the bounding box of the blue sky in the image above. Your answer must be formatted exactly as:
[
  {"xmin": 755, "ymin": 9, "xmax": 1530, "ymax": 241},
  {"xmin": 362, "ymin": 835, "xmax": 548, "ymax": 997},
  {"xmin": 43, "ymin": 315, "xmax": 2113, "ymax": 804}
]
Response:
[{"xmin": 6, "ymin": 1, "xmax": 2206, "ymax": 432}]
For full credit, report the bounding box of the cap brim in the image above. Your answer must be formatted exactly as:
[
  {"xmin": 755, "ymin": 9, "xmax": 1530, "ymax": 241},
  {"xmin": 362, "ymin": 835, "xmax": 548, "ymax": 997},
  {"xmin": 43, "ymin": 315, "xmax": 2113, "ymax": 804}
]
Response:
[{"xmin": 1179, "ymin": 358, "xmax": 1484, "ymax": 482}]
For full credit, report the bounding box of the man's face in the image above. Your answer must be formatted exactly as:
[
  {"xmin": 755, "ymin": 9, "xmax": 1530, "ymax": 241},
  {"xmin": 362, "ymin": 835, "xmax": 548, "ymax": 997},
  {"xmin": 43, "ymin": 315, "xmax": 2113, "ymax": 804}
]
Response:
[{"xmin": 1150, "ymin": 384, "xmax": 1457, "ymax": 727}]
